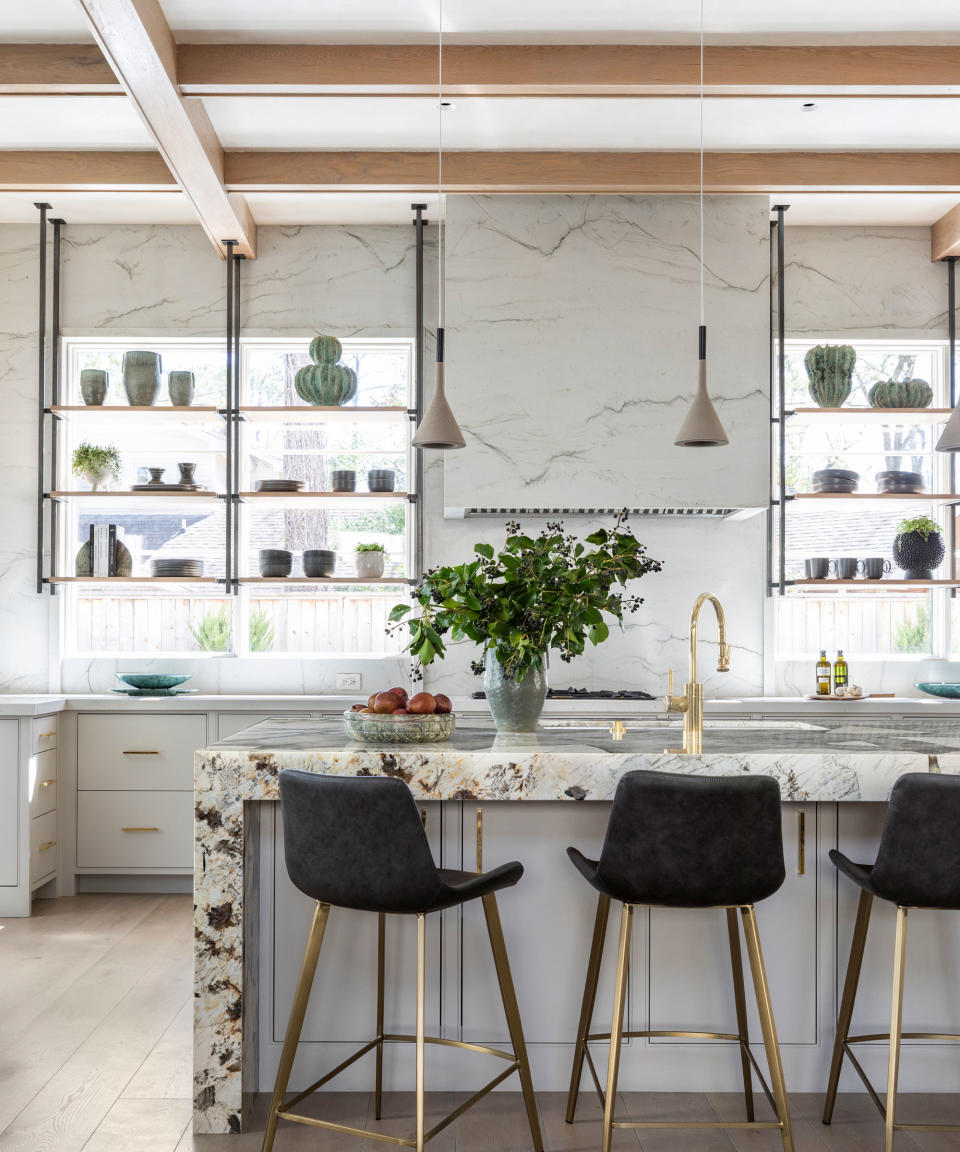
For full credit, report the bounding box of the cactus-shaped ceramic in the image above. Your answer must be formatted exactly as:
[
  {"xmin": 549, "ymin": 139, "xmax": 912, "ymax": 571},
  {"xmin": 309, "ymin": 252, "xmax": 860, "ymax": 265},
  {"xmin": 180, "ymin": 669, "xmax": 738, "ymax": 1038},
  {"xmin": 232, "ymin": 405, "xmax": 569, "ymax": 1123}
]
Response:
[
  {"xmin": 295, "ymin": 335, "xmax": 359, "ymax": 406},
  {"xmin": 868, "ymin": 378, "xmax": 934, "ymax": 409},
  {"xmin": 803, "ymin": 344, "xmax": 856, "ymax": 408}
]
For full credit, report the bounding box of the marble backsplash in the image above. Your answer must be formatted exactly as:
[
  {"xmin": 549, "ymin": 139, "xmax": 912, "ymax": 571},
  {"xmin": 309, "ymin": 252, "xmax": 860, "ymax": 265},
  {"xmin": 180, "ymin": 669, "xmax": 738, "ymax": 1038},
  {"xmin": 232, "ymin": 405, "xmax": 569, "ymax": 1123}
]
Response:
[{"xmin": 0, "ymin": 212, "xmax": 952, "ymax": 697}]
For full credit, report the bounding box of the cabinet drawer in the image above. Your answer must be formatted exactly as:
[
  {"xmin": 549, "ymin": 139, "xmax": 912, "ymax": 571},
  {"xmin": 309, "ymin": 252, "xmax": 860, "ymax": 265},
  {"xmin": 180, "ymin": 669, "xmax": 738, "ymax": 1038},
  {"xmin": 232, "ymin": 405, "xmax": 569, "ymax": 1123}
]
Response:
[
  {"xmin": 31, "ymin": 716, "xmax": 58, "ymax": 754},
  {"xmin": 30, "ymin": 748, "xmax": 57, "ymax": 818},
  {"xmin": 78, "ymin": 714, "xmax": 205, "ymax": 791},
  {"xmin": 30, "ymin": 810, "xmax": 57, "ymax": 885},
  {"xmin": 77, "ymin": 791, "xmax": 193, "ymax": 869}
]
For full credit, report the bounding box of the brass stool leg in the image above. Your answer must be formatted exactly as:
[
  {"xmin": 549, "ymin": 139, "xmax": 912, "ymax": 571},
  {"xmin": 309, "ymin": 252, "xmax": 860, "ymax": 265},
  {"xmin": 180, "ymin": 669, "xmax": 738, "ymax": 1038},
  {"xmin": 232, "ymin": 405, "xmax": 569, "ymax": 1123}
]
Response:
[
  {"xmin": 741, "ymin": 906, "xmax": 795, "ymax": 1152},
  {"xmin": 823, "ymin": 889, "xmax": 873, "ymax": 1124},
  {"xmin": 262, "ymin": 900, "xmax": 330, "ymax": 1152},
  {"xmin": 415, "ymin": 912, "xmax": 426, "ymax": 1152},
  {"xmin": 482, "ymin": 892, "xmax": 544, "ymax": 1152},
  {"xmin": 602, "ymin": 903, "xmax": 632, "ymax": 1152},
  {"xmin": 375, "ymin": 911, "xmax": 386, "ymax": 1120},
  {"xmin": 565, "ymin": 892, "xmax": 611, "ymax": 1123},
  {"xmin": 885, "ymin": 906, "xmax": 908, "ymax": 1152},
  {"xmin": 726, "ymin": 907, "xmax": 754, "ymax": 1123}
]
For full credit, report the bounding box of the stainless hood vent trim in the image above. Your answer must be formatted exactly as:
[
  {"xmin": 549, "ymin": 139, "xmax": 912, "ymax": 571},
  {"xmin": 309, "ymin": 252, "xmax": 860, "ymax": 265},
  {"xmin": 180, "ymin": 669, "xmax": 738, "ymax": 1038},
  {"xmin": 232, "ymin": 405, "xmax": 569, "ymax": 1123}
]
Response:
[{"xmin": 445, "ymin": 506, "xmax": 763, "ymax": 520}]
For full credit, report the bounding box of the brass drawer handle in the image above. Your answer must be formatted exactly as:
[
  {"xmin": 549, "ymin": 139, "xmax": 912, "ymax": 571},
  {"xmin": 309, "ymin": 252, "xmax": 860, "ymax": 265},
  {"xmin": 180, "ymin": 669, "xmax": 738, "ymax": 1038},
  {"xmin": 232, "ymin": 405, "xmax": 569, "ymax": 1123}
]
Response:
[
  {"xmin": 122, "ymin": 750, "xmax": 161, "ymax": 756},
  {"xmin": 609, "ymin": 720, "xmax": 626, "ymax": 740},
  {"xmin": 797, "ymin": 811, "xmax": 806, "ymax": 876},
  {"xmin": 37, "ymin": 731, "xmax": 56, "ymax": 739},
  {"xmin": 121, "ymin": 826, "xmax": 160, "ymax": 833},
  {"xmin": 39, "ymin": 779, "xmax": 55, "ymax": 788},
  {"xmin": 476, "ymin": 808, "xmax": 483, "ymax": 872},
  {"xmin": 38, "ymin": 841, "xmax": 56, "ymax": 851}
]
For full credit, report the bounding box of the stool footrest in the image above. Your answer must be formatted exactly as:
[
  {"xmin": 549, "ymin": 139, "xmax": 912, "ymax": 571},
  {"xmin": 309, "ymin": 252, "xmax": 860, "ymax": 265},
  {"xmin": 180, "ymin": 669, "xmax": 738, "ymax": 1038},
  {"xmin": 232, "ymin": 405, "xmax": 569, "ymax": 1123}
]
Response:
[
  {"xmin": 276, "ymin": 1032, "xmax": 522, "ymax": 1148},
  {"xmin": 613, "ymin": 1120, "xmax": 784, "ymax": 1131}
]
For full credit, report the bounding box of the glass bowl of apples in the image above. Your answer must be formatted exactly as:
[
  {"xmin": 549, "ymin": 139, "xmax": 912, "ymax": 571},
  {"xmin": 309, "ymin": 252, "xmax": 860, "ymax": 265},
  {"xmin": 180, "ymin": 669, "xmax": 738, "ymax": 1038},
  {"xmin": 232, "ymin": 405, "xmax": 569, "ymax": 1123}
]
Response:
[{"xmin": 344, "ymin": 688, "xmax": 455, "ymax": 743}]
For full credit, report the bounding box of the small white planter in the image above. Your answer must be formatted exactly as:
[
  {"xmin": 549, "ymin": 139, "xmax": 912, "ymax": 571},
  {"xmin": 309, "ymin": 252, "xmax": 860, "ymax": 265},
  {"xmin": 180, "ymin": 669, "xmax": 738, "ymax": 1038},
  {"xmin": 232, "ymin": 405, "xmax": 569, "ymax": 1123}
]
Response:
[
  {"xmin": 81, "ymin": 467, "xmax": 111, "ymax": 492},
  {"xmin": 355, "ymin": 551, "xmax": 385, "ymax": 579}
]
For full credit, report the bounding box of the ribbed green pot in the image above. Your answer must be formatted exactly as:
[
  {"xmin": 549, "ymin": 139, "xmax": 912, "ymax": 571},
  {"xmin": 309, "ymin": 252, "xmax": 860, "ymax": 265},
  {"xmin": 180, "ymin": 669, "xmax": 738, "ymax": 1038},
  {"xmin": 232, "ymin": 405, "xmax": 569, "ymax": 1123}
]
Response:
[
  {"xmin": 868, "ymin": 378, "xmax": 933, "ymax": 409},
  {"xmin": 804, "ymin": 344, "xmax": 856, "ymax": 407}
]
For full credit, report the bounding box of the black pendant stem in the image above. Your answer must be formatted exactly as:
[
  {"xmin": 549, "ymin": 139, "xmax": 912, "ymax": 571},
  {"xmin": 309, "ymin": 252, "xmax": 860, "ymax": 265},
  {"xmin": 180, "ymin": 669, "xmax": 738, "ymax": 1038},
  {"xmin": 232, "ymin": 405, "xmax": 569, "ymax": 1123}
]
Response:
[
  {"xmin": 436, "ymin": 326, "xmax": 445, "ymax": 365},
  {"xmin": 698, "ymin": 324, "xmax": 706, "ymax": 361}
]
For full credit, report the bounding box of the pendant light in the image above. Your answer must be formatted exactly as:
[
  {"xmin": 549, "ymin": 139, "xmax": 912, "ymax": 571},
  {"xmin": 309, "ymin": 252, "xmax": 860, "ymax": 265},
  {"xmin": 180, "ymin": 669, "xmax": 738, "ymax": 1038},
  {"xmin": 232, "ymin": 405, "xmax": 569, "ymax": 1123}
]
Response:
[
  {"xmin": 674, "ymin": 0, "xmax": 728, "ymax": 448},
  {"xmin": 412, "ymin": 0, "xmax": 465, "ymax": 450}
]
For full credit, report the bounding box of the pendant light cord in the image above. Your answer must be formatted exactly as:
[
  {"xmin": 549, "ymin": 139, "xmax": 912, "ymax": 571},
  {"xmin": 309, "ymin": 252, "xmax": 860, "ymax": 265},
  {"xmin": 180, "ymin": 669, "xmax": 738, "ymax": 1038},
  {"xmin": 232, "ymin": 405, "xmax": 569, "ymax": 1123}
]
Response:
[
  {"xmin": 699, "ymin": 0, "xmax": 704, "ymax": 328},
  {"xmin": 437, "ymin": 0, "xmax": 444, "ymax": 342}
]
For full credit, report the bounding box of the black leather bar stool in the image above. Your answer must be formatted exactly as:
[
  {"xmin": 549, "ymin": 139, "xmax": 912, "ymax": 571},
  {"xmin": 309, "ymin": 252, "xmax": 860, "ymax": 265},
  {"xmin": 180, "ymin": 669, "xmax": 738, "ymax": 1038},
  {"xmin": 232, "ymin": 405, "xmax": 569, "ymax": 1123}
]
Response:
[
  {"xmin": 823, "ymin": 772, "xmax": 960, "ymax": 1151},
  {"xmin": 263, "ymin": 770, "xmax": 542, "ymax": 1152},
  {"xmin": 565, "ymin": 770, "xmax": 795, "ymax": 1152}
]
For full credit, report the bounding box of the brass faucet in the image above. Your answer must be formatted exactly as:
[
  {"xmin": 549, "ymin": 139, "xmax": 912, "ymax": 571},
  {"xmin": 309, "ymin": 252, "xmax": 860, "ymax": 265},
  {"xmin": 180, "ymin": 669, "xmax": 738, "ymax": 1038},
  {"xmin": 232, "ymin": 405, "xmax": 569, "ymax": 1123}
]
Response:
[{"xmin": 664, "ymin": 592, "xmax": 731, "ymax": 754}]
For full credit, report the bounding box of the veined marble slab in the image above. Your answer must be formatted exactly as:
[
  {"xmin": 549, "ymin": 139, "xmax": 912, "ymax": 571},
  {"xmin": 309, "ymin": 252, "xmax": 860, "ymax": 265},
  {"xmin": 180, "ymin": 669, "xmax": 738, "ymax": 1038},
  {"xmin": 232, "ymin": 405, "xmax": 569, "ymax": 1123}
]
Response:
[{"xmin": 192, "ymin": 714, "xmax": 954, "ymax": 1133}]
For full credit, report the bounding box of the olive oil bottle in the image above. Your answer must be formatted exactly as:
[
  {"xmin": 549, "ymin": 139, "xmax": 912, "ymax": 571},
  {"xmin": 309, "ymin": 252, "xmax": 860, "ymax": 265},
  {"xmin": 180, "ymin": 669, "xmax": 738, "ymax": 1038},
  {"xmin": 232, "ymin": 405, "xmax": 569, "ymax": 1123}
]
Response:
[
  {"xmin": 833, "ymin": 650, "xmax": 848, "ymax": 690},
  {"xmin": 816, "ymin": 650, "xmax": 832, "ymax": 695}
]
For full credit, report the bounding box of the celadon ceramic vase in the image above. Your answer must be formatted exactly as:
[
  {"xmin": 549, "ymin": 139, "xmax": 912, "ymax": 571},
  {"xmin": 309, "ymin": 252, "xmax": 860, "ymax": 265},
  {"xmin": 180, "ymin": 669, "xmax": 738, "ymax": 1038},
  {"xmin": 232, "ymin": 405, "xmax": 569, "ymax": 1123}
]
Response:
[
  {"xmin": 483, "ymin": 649, "xmax": 547, "ymax": 733},
  {"xmin": 80, "ymin": 368, "xmax": 108, "ymax": 406},
  {"xmin": 122, "ymin": 350, "xmax": 162, "ymax": 406},
  {"xmin": 168, "ymin": 370, "xmax": 195, "ymax": 406}
]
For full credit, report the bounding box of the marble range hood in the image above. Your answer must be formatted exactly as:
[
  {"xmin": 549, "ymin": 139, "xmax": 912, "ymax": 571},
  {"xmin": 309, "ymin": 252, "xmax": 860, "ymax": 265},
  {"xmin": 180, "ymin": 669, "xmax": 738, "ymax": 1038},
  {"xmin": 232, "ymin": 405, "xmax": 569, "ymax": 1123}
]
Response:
[{"xmin": 441, "ymin": 195, "xmax": 770, "ymax": 517}]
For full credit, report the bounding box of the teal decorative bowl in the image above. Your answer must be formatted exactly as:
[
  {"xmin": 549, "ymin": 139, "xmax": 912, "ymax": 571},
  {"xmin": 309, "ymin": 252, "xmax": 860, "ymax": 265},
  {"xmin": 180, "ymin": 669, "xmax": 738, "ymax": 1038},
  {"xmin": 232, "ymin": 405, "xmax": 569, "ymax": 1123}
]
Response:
[
  {"xmin": 344, "ymin": 709, "xmax": 455, "ymax": 744},
  {"xmin": 914, "ymin": 682, "xmax": 960, "ymax": 699},
  {"xmin": 117, "ymin": 673, "xmax": 192, "ymax": 690}
]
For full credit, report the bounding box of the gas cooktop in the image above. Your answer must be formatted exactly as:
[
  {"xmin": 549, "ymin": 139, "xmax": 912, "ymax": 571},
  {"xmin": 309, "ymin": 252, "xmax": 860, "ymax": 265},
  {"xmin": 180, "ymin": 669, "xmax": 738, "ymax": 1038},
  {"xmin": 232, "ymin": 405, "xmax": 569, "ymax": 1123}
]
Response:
[{"xmin": 471, "ymin": 686, "xmax": 656, "ymax": 701}]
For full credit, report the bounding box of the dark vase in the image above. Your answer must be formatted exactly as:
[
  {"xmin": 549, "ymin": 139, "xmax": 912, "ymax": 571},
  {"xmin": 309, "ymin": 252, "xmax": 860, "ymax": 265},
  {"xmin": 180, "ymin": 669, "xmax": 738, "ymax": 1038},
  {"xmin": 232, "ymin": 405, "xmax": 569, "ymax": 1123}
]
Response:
[{"xmin": 893, "ymin": 530, "xmax": 945, "ymax": 580}]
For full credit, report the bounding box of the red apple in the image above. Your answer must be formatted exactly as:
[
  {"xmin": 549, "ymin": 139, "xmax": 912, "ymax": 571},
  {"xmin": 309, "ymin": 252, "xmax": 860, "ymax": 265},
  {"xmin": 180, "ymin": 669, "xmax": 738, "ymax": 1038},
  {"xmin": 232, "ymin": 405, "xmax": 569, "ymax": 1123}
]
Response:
[
  {"xmin": 393, "ymin": 708, "xmax": 408, "ymax": 715},
  {"xmin": 350, "ymin": 703, "xmax": 366, "ymax": 712},
  {"xmin": 373, "ymin": 691, "xmax": 402, "ymax": 714},
  {"xmin": 434, "ymin": 693, "xmax": 452, "ymax": 715},
  {"xmin": 367, "ymin": 693, "xmax": 378, "ymax": 710},
  {"xmin": 388, "ymin": 686, "xmax": 409, "ymax": 707},
  {"xmin": 407, "ymin": 692, "xmax": 437, "ymax": 715}
]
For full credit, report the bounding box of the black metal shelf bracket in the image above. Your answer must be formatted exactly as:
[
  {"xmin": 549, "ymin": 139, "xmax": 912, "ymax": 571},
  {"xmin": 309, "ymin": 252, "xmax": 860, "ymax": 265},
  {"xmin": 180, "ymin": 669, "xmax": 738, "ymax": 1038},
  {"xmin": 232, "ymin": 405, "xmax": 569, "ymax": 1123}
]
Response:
[
  {"xmin": 769, "ymin": 204, "xmax": 789, "ymax": 597},
  {"xmin": 412, "ymin": 203, "xmax": 427, "ymax": 582},
  {"xmin": 223, "ymin": 240, "xmax": 237, "ymax": 595},
  {"xmin": 35, "ymin": 202, "xmax": 51, "ymax": 595}
]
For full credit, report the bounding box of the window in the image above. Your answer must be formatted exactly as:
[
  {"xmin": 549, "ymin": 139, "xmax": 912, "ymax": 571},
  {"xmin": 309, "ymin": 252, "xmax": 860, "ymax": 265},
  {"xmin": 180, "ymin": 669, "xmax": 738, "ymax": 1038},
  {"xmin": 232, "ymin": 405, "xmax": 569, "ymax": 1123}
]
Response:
[
  {"xmin": 59, "ymin": 337, "xmax": 414, "ymax": 657},
  {"xmin": 774, "ymin": 339, "xmax": 953, "ymax": 661}
]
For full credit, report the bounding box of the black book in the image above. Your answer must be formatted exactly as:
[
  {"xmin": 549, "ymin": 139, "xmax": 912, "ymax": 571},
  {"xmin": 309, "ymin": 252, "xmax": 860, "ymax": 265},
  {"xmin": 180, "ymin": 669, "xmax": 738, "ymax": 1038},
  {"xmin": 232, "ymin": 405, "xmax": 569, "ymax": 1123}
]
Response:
[{"xmin": 108, "ymin": 524, "xmax": 117, "ymax": 577}]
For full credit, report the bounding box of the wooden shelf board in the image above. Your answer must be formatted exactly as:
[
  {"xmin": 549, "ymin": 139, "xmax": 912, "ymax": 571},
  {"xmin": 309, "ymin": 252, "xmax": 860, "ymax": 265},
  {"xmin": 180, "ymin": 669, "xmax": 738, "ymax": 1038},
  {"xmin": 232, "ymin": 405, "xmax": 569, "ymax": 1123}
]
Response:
[
  {"xmin": 239, "ymin": 405, "xmax": 409, "ymax": 423},
  {"xmin": 239, "ymin": 576, "xmax": 413, "ymax": 585},
  {"xmin": 792, "ymin": 579, "xmax": 960, "ymax": 587},
  {"xmin": 240, "ymin": 491, "xmax": 410, "ymax": 504},
  {"xmin": 49, "ymin": 490, "xmax": 221, "ymax": 499},
  {"xmin": 794, "ymin": 492, "xmax": 957, "ymax": 501},
  {"xmin": 47, "ymin": 576, "xmax": 219, "ymax": 584},
  {"xmin": 50, "ymin": 405, "xmax": 221, "ymax": 420},
  {"xmin": 790, "ymin": 407, "xmax": 951, "ymax": 419}
]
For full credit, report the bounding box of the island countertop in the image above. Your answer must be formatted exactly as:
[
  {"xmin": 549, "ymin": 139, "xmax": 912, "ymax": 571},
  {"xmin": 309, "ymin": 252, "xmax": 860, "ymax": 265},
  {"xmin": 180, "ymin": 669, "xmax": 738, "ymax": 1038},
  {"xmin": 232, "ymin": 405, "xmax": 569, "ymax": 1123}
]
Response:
[{"xmin": 192, "ymin": 713, "xmax": 960, "ymax": 1135}]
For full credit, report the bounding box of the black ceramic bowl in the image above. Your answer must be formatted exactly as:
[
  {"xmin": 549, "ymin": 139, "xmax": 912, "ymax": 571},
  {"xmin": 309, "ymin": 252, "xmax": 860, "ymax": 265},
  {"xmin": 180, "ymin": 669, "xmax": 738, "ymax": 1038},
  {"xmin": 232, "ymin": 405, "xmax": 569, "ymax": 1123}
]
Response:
[
  {"xmin": 303, "ymin": 549, "xmax": 337, "ymax": 578},
  {"xmin": 367, "ymin": 469, "xmax": 396, "ymax": 492},
  {"xmin": 330, "ymin": 470, "xmax": 356, "ymax": 492},
  {"xmin": 259, "ymin": 549, "xmax": 292, "ymax": 577},
  {"xmin": 813, "ymin": 468, "xmax": 859, "ymax": 483},
  {"xmin": 877, "ymin": 470, "xmax": 924, "ymax": 493}
]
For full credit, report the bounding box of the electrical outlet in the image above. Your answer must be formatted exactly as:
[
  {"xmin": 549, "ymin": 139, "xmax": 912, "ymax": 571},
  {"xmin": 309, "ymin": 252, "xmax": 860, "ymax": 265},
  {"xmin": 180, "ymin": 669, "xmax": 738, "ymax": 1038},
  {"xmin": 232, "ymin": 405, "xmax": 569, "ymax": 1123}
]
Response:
[{"xmin": 335, "ymin": 673, "xmax": 362, "ymax": 691}]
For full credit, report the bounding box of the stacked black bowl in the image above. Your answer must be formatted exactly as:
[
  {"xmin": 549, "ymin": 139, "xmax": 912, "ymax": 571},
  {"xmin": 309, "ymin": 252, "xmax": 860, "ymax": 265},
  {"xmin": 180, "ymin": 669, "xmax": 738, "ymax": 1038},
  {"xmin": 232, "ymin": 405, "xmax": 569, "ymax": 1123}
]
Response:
[
  {"xmin": 812, "ymin": 468, "xmax": 859, "ymax": 494},
  {"xmin": 259, "ymin": 549, "xmax": 292, "ymax": 577},
  {"xmin": 877, "ymin": 470, "xmax": 924, "ymax": 494},
  {"xmin": 151, "ymin": 557, "xmax": 204, "ymax": 578}
]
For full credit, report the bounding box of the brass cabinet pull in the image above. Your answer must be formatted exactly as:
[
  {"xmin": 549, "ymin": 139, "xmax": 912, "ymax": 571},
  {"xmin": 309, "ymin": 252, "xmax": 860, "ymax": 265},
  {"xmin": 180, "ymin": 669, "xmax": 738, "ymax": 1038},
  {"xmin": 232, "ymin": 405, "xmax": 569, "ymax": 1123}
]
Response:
[
  {"xmin": 37, "ymin": 731, "xmax": 56, "ymax": 739},
  {"xmin": 609, "ymin": 720, "xmax": 626, "ymax": 741},
  {"xmin": 38, "ymin": 841, "xmax": 56, "ymax": 851},
  {"xmin": 121, "ymin": 826, "xmax": 160, "ymax": 832},
  {"xmin": 420, "ymin": 807, "xmax": 427, "ymax": 828},
  {"xmin": 122, "ymin": 750, "xmax": 161, "ymax": 756},
  {"xmin": 797, "ymin": 810, "xmax": 806, "ymax": 876},
  {"xmin": 39, "ymin": 779, "xmax": 55, "ymax": 788},
  {"xmin": 476, "ymin": 808, "xmax": 483, "ymax": 872}
]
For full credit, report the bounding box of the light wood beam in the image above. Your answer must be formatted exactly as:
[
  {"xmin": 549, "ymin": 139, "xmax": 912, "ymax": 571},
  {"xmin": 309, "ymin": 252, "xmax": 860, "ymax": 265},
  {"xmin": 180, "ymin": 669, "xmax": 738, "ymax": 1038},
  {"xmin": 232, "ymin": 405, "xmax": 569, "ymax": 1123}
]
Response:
[
  {"xmin": 932, "ymin": 203, "xmax": 960, "ymax": 261},
  {"xmin": 0, "ymin": 44, "xmax": 119, "ymax": 93},
  {"xmin": 4, "ymin": 42, "xmax": 960, "ymax": 96},
  {"xmin": 223, "ymin": 150, "xmax": 960, "ymax": 193},
  {"xmin": 0, "ymin": 150, "xmax": 174, "ymax": 189},
  {"xmin": 179, "ymin": 42, "xmax": 960, "ymax": 96},
  {"xmin": 75, "ymin": 0, "xmax": 256, "ymax": 257}
]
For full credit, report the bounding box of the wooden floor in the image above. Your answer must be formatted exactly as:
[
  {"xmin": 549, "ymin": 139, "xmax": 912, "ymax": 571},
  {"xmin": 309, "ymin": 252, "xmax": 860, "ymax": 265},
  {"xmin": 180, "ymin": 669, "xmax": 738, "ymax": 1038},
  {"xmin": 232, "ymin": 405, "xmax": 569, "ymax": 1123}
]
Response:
[{"xmin": 1, "ymin": 895, "xmax": 959, "ymax": 1151}]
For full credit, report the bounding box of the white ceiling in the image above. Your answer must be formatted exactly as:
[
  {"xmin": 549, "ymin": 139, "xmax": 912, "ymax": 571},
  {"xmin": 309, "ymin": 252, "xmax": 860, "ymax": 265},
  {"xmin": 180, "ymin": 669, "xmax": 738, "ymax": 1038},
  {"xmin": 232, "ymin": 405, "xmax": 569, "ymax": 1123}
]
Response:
[
  {"xmin": 203, "ymin": 95, "xmax": 960, "ymax": 151},
  {"xmin": 0, "ymin": 191, "xmax": 195, "ymax": 223},
  {"xmin": 0, "ymin": 96, "xmax": 154, "ymax": 149},
  {"xmin": 4, "ymin": 0, "xmax": 960, "ymax": 43}
]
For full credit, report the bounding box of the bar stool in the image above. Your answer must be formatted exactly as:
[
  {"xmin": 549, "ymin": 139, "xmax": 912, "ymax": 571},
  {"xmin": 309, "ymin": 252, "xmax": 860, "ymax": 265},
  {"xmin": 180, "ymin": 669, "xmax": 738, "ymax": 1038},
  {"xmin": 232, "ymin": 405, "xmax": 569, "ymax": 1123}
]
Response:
[
  {"xmin": 263, "ymin": 770, "xmax": 542, "ymax": 1152},
  {"xmin": 823, "ymin": 772, "xmax": 960, "ymax": 1151},
  {"xmin": 565, "ymin": 769, "xmax": 795, "ymax": 1152}
]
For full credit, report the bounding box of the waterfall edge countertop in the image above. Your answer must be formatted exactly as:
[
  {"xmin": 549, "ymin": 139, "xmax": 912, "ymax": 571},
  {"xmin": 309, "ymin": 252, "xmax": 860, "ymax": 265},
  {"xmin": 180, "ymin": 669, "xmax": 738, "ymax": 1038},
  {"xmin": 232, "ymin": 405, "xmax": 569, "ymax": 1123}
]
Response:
[{"xmin": 192, "ymin": 713, "xmax": 960, "ymax": 1136}]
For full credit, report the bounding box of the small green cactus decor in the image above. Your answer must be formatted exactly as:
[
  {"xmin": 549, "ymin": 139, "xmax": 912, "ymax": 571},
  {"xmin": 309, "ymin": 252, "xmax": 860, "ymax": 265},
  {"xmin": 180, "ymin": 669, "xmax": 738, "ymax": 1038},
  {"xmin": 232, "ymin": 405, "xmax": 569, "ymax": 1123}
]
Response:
[
  {"xmin": 868, "ymin": 378, "xmax": 933, "ymax": 409},
  {"xmin": 803, "ymin": 344, "xmax": 857, "ymax": 408},
  {"xmin": 294, "ymin": 335, "xmax": 359, "ymax": 407}
]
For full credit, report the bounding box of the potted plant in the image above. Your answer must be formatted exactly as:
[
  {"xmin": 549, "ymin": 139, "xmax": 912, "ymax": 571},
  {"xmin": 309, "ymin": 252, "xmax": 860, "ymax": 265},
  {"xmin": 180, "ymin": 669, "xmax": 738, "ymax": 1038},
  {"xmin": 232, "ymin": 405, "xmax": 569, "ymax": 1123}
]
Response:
[
  {"xmin": 893, "ymin": 515, "xmax": 944, "ymax": 580},
  {"xmin": 355, "ymin": 542, "xmax": 386, "ymax": 579},
  {"xmin": 388, "ymin": 513, "xmax": 662, "ymax": 732},
  {"xmin": 72, "ymin": 442, "xmax": 121, "ymax": 492}
]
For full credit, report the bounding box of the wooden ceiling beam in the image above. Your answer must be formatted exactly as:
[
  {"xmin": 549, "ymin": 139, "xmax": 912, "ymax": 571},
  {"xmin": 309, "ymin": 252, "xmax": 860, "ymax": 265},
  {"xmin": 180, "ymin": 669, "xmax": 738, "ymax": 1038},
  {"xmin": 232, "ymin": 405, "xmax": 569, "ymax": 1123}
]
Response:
[
  {"xmin": 179, "ymin": 43, "xmax": 960, "ymax": 96},
  {"xmin": 6, "ymin": 150, "xmax": 960, "ymax": 195},
  {"xmin": 75, "ymin": 0, "xmax": 256, "ymax": 257},
  {"xmin": 4, "ymin": 42, "xmax": 960, "ymax": 96},
  {"xmin": 932, "ymin": 203, "xmax": 960, "ymax": 261},
  {"xmin": 222, "ymin": 150, "xmax": 960, "ymax": 193}
]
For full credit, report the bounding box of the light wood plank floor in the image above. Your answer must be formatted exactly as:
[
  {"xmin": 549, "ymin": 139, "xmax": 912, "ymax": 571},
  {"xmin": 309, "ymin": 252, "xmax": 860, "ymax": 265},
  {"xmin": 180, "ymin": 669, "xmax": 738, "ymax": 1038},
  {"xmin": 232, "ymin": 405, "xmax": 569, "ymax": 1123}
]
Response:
[{"xmin": 2, "ymin": 895, "xmax": 959, "ymax": 1150}]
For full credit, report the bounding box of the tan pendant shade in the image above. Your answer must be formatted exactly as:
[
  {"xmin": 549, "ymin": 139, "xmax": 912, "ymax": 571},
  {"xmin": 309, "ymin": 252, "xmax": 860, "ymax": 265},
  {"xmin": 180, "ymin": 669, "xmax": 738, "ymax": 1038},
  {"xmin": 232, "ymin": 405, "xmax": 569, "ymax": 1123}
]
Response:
[
  {"xmin": 936, "ymin": 403, "xmax": 960, "ymax": 452},
  {"xmin": 413, "ymin": 352, "xmax": 465, "ymax": 450},
  {"xmin": 675, "ymin": 327, "xmax": 728, "ymax": 447}
]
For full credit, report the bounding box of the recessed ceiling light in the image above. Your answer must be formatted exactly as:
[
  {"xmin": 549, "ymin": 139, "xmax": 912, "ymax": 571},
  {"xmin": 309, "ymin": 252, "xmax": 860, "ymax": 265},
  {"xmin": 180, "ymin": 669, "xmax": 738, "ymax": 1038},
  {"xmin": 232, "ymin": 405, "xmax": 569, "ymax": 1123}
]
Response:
[{"xmin": 802, "ymin": 102, "xmax": 817, "ymax": 111}]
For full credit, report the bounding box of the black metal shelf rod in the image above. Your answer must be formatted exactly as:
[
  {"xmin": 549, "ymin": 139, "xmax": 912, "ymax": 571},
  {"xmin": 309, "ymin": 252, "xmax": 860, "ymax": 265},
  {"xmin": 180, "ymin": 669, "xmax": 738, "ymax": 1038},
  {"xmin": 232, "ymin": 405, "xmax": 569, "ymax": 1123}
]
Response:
[
  {"xmin": 49, "ymin": 216, "xmax": 64, "ymax": 596},
  {"xmin": 223, "ymin": 240, "xmax": 236, "ymax": 596},
  {"xmin": 34, "ymin": 202, "xmax": 51, "ymax": 595},
  {"xmin": 232, "ymin": 252, "xmax": 242, "ymax": 594},
  {"xmin": 412, "ymin": 202, "xmax": 427, "ymax": 582},
  {"xmin": 773, "ymin": 204, "xmax": 789, "ymax": 596}
]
